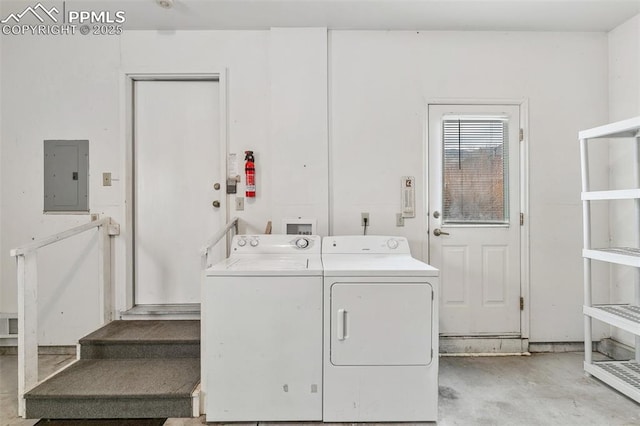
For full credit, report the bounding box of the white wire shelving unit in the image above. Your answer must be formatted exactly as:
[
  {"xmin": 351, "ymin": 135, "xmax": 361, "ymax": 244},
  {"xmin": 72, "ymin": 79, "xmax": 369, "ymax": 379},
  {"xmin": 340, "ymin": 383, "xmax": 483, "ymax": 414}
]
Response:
[{"xmin": 581, "ymin": 116, "xmax": 640, "ymax": 403}]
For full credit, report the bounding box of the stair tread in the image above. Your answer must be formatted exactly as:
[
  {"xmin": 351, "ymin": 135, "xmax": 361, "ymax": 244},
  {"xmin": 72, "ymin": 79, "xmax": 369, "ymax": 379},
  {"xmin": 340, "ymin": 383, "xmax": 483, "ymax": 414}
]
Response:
[
  {"xmin": 80, "ymin": 320, "xmax": 200, "ymax": 344},
  {"xmin": 26, "ymin": 358, "xmax": 199, "ymax": 399}
]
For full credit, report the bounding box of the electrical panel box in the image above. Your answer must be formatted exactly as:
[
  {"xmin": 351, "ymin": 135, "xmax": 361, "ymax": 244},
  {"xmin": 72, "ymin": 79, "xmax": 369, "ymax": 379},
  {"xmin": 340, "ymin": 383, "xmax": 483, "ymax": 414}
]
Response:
[{"xmin": 43, "ymin": 140, "xmax": 89, "ymax": 212}]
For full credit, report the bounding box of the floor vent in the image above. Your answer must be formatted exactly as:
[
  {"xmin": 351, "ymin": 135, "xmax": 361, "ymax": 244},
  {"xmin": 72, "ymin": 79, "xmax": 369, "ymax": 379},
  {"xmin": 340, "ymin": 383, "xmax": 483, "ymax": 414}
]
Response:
[{"xmin": 0, "ymin": 314, "xmax": 18, "ymax": 340}]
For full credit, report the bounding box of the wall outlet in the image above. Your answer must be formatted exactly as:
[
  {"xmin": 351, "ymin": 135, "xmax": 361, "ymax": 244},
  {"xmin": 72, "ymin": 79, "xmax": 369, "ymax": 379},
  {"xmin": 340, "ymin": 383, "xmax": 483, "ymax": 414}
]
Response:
[
  {"xmin": 361, "ymin": 212, "xmax": 369, "ymax": 226},
  {"xmin": 91, "ymin": 213, "xmax": 100, "ymax": 222},
  {"xmin": 396, "ymin": 213, "xmax": 405, "ymax": 227},
  {"xmin": 235, "ymin": 197, "xmax": 244, "ymax": 211}
]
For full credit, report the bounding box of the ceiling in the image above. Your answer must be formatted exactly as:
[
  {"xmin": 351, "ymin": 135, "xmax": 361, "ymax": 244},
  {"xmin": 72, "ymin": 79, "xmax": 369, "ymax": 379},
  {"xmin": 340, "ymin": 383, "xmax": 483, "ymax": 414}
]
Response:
[{"xmin": 3, "ymin": 0, "xmax": 640, "ymax": 32}]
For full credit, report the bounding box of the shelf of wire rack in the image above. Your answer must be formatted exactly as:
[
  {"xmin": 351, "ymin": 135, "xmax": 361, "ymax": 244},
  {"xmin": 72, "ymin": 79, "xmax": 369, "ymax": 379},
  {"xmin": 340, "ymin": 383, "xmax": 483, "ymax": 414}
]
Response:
[
  {"xmin": 584, "ymin": 305, "xmax": 640, "ymax": 335},
  {"xmin": 582, "ymin": 189, "xmax": 640, "ymax": 201},
  {"xmin": 579, "ymin": 116, "xmax": 640, "ymax": 140},
  {"xmin": 584, "ymin": 361, "xmax": 640, "ymax": 404},
  {"xmin": 580, "ymin": 116, "xmax": 640, "ymax": 403},
  {"xmin": 583, "ymin": 248, "xmax": 640, "ymax": 268}
]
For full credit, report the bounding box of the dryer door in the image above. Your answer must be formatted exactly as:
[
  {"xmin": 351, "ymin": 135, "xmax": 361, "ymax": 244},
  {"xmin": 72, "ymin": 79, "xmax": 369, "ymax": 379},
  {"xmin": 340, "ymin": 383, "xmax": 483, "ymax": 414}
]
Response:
[{"xmin": 330, "ymin": 282, "xmax": 433, "ymax": 366}]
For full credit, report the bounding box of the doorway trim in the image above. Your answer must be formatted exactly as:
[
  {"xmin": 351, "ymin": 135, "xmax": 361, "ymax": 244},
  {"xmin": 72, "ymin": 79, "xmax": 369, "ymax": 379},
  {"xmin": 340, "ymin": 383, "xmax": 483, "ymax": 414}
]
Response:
[
  {"xmin": 424, "ymin": 98, "xmax": 530, "ymax": 340},
  {"xmin": 122, "ymin": 71, "xmax": 229, "ymax": 313}
]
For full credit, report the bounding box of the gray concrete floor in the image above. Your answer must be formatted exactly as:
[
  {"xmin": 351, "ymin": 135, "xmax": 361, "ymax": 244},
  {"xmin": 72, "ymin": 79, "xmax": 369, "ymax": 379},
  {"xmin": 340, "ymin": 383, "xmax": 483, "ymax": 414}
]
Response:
[{"xmin": 2, "ymin": 352, "xmax": 639, "ymax": 425}]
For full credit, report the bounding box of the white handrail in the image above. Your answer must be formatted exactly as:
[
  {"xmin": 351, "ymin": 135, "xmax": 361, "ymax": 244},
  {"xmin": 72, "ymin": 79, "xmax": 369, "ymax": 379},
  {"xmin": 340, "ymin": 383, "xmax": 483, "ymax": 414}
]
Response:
[
  {"xmin": 10, "ymin": 217, "xmax": 111, "ymax": 257},
  {"xmin": 10, "ymin": 217, "xmax": 119, "ymax": 418},
  {"xmin": 201, "ymin": 216, "xmax": 239, "ymax": 256},
  {"xmin": 201, "ymin": 217, "xmax": 239, "ymax": 268}
]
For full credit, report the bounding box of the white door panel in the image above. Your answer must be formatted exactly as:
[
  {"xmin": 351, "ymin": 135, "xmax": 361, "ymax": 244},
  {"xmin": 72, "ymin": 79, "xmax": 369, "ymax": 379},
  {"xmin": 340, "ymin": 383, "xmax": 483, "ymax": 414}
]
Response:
[
  {"xmin": 440, "ymin": 246, "xmax": 469, "ymax": 305},
  {"xmin": 429, "ymin": 104, "xmax": 520, "ymax": 336},
  {"xmin": 134, "ymin": 80, "xmax": 222, "ymax": 305},
  {"xmin": 330, "ymin": 283, "xmax": 433, "ymax": 366},
  {"xmin": 482, "ymin": 245, "xmax": 509, "ymax": 305},
  {"xmin": 205, "ymin": 276, "xmax": 322, "ymax": 421}
]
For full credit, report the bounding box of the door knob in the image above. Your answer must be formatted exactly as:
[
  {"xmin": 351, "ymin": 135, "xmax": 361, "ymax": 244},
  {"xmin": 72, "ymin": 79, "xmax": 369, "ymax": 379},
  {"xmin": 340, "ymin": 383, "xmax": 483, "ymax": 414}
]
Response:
[
  {"xmin": 212, "ymin": 200, "xmax": 220, "ymax": 208},
  {"xmin": 433, "ymin": 228, "xmax": 450, "ymax": 236}
]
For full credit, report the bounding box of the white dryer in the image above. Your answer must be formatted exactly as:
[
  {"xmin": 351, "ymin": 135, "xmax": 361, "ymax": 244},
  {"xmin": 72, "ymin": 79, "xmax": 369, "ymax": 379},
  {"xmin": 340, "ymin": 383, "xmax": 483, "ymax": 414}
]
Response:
[
  {"xmin": 322, "ymin": 235, "xmax": 439, "ymax": 422},
  {"xmin": 202, "ymin": 234, "xmax": 323, "ymax": 422}
]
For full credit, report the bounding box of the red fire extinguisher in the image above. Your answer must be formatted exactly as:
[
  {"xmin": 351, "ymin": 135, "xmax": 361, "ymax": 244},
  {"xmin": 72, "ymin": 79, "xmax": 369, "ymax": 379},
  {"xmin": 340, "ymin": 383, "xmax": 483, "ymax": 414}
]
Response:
[{"xmin": 245, "ymin": 150, "xmax": 256, "ymax": 198}]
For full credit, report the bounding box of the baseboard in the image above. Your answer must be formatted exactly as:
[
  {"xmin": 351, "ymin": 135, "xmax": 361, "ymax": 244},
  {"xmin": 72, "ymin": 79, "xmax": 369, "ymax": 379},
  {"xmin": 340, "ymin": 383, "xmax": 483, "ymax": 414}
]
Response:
[
  {"xmin": 0, "ymin": 345, "xmax": 76, "ymax": 356},
  {"xmin": 440, "ymin": 338, "xmax": 633, "ymax": 356},
  {"xmin": 596, "ymin": 338, "xmax": 635, "ymax": 360},
  {"xmin": 440, "ymin": 337, "xmax": 529, "ymax": 355},
  {"xmin": 120, "ymin": 304, "xmax": 200, "ymax": 321},
  {"xmin": 528, "ymin": 341, "xmax": 586, "ymax": 353},
  {"xmin": 0, "ymin": 340, "xmax": 626, "ymax": 359}
]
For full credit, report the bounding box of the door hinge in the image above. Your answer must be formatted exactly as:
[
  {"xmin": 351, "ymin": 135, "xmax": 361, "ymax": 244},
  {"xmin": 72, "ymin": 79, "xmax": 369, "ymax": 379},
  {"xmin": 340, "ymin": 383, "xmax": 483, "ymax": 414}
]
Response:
[
  {"xmin": 520, "ymin": 297, "xmax": 524, "ymax": 311},
  {"xmin": 520, "ymin": 212, "xmax": 524, "ymax": 226},
  {"xmin": 519, "ymin": 128, "xmax": 524, "ymax": 142}
]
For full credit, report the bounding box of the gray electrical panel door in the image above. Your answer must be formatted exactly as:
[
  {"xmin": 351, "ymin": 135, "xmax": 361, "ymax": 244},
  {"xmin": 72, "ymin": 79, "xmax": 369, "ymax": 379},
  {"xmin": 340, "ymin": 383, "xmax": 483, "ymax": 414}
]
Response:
[{"xmin": 44, "ymin": 140, "xmax": 89, "ymax": 212}]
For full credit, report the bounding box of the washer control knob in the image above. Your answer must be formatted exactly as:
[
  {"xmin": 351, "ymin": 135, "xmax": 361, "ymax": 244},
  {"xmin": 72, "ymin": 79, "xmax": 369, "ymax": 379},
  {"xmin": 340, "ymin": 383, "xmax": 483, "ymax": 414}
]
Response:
[
  {"xmin": 237, "ymin": 239, "xmax": 246, "ymax": 247},
  {"xmin": 250, "ymin": 239, "xmax": 259, "ymax": 247},
  {"xmin": 295, "ymin": 238, "xmax": 310, "ymax": 249},
  {"xmin": 387, "ymin": 239, "xmax": 399, "ymax": 249}
]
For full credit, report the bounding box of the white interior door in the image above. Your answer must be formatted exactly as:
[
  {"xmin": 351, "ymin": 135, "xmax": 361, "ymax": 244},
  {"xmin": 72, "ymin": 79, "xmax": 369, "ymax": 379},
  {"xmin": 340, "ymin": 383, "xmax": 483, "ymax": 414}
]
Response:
[
  {"xmin": 428, "ymin": 104, "xmax": 521, "ymax": 336},
  {"xmin": 134, "ymin": 80, "xmax": 223, "ymax": 305}
]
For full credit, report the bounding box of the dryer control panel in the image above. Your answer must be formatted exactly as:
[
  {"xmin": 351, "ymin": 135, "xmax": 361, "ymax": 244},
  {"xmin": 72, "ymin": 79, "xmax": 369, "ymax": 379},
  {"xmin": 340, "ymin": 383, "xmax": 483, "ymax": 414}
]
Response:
[{"xmin": 322, "ymin": 236, "xmax": 410, "ymax": 255}]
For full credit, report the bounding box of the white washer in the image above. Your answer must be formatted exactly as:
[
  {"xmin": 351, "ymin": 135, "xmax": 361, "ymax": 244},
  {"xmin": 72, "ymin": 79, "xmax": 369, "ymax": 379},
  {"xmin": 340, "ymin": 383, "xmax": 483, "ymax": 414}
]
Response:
[
  {"xmin": 203, "ymin": 234, "xmax": 323, "ymax": 422},
  {"xmin": 322, "ymin": 235, "xmax": 439, "ymax": 422}
]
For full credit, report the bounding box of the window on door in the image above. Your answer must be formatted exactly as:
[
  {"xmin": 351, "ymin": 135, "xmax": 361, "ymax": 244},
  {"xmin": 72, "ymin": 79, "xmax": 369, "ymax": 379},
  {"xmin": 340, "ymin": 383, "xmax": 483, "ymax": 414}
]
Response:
[{"xmin": 442, "ymin": 117, "xmax": 509, "ymax": 225}]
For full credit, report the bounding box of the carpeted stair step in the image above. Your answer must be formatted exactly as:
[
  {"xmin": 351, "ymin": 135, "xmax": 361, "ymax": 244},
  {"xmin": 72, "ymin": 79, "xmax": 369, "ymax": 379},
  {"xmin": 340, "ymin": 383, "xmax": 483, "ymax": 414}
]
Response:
[
  {"xmin": 79, "ymin": 320, "xmax": 200, "ymax": 359},
  {"xmin": 24, "ymin": 358, "xmax": 199, "ymax": 419}
]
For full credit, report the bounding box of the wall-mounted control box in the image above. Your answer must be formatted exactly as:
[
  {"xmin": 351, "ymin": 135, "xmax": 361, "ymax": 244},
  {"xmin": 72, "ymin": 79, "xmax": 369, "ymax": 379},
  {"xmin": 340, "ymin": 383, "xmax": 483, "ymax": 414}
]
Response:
[
  {"xmin": 282, "ymin": 218, "xmax": 317, "ymax": 235},
  {"xmin": 44, "ymin": 140, "xmax": 89, "ymax": 213}
]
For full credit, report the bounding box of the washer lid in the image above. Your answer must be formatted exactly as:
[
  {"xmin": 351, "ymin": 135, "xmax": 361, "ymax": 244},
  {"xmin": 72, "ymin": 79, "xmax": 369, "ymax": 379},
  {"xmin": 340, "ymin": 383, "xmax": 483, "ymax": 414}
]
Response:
[
  {"xmin": 322, "ymin": 254, "xmax": 439, "ymax": 277},
  {"xmin": 206, "ymin": 255, "xmax": 323, "ymax": 276}
]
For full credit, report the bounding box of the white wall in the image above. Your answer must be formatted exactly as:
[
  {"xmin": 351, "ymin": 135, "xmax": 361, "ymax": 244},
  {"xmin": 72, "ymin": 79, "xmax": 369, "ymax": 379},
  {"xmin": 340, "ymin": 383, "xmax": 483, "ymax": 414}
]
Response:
[
  {"xmin": 0, "ymin": 35, "xmax": 121, "ymax": 344},
  {"xmin": 117, "ymin": 31, "xmax": 273, "ymax": 314},
  {"xmin": 330, "ymin": 31, "xmax": 609, "ymax": 342},
  {"xmin": 1, "ymin": 28, "xmax": 610, "ymax": 344},
  {"xmin": 118, "ymin": 30, "xmax": 272, "ymax": 236},
  {"xmin": 269, "ymin": 28, "xmax": 329, "ymax": 235},
  {"xmin": 609, "ymin": 15, "xmax": 640, "ymax": 123},
  {"xmin": 1, "ymin": 31, "xmax": 274, "ymax": 344},
  {"xmin": 608, "ymin": 14, "xmax": 640, "ymax": 346},
  {"xmin": 0, "ymin": 32, "xmax": 3, "ymax": 312}
]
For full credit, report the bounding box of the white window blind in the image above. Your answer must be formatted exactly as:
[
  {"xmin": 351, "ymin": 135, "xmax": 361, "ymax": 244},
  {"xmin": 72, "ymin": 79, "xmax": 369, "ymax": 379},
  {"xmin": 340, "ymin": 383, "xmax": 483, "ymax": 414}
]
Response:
[{"xmin": 442, "ymin": 117, "xmax": 509, "ymax": 224}]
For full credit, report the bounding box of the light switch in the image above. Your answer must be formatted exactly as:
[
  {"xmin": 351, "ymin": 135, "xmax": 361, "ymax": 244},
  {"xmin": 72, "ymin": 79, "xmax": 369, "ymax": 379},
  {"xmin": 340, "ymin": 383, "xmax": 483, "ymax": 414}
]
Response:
[
  {"xmin": 103, "ymin": 172, "xmax": 112, "ymax": 186},
  {"xmin": 235, "ymin": 197, "xmax": 244, "ymax": 211}
]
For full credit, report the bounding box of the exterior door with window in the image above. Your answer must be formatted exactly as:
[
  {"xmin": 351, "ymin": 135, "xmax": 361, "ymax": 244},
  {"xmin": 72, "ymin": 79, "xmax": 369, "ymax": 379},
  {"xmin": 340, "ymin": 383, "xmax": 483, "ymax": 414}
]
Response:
[{"xmin": 428, "ymin": 104, "xmax": 521, "ymax": 336}]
